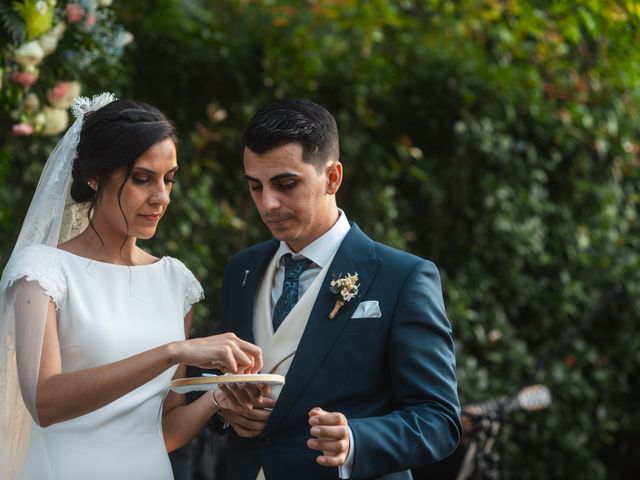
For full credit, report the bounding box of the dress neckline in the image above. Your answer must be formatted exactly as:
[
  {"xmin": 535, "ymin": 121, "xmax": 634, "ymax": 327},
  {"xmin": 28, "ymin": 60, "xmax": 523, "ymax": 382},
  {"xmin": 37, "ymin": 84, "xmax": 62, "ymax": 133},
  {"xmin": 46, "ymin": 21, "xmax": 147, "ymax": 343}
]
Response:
[{"xmin": 48, "ymin": 245, "xmax": 167, "ymax": 269}]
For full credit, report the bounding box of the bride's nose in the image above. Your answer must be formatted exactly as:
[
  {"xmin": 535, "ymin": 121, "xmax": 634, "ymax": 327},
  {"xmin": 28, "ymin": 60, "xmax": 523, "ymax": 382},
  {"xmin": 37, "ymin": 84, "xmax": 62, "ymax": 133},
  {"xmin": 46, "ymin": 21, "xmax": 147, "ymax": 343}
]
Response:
[{"xmin": 150, "ymin": 185, "xmax": 171, "ymax": 206}]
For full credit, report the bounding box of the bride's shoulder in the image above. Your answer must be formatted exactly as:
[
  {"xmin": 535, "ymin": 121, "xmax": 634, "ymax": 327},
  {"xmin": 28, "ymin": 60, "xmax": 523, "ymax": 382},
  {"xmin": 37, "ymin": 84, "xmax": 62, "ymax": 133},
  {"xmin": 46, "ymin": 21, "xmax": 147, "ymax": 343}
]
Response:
[
  {"xmin": 162, "ymin": 256, "xmax": 204, "ymax": 310},
  {"xmin": 163, "ymin": 255, "xmax": 196, "ymax": 278},
  {"xmin": 4, "ymin": 245, "xmax": 67, "ymax": 306}
]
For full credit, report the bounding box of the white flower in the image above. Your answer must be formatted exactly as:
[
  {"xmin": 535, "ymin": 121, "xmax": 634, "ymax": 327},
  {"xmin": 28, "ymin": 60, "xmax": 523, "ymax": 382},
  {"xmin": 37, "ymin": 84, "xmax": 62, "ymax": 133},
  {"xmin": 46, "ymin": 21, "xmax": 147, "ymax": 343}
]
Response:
[
  {"xmin": 14, "ymin": 41, "xmax": 45, "ymax": 67},
  {"xmin": 42, "ymin": 107, "xmax": 69, "ymax": 135},
  {"xmin": 33, "ymin": 112, "xmax": 46, "ymax": 129},
  {"xmin": 115, "ymin": 31, "xmax": 134, "ymax": 48},
  {"xmin": 38, "ymin": 24, "xmax": 66, "ymax": 55},
  {"xmin": 38, "ymin": 34, "xmax": 58, "ymax": 56},
  {"xmin": 35, "ymin": 1, "xmax": 49, "ymax": 14},
  {"xmin": 341, "ymin": 288, "xmax": 358, "ymax": 302},
  {"xmin": 330, "ymin": 273, "xmax": 360, "ymax": 301},
  {"xmin": 100, "ymin": 0, "xmax": 114, "ymax": 6},
  {"xmin": 24, "ymin": 93, "xmax": 40, "ymax": 112},
  {"xmin": 50, "ymin": 22, "xmax": 67, "ymax": 40}
]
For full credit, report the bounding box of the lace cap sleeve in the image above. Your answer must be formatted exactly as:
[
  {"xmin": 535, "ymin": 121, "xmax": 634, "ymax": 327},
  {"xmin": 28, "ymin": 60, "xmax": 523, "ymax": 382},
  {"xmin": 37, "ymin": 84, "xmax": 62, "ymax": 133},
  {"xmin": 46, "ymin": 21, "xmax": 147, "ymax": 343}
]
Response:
[
  {"xmin": 2, "ymin": 245, "xmax": 67, "ymax": 309},
  {"xmin": 168, "ymin": 258, "xmax": 205, "ymax": 316}
]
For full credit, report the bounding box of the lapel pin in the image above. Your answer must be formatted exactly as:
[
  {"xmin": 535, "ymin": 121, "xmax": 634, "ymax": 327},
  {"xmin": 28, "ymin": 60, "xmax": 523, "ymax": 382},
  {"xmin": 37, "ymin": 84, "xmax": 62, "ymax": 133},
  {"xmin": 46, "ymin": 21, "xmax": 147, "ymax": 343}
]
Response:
[{"xmin": 242, "ymin": 270, "xmax": 250, "ymax": 287}]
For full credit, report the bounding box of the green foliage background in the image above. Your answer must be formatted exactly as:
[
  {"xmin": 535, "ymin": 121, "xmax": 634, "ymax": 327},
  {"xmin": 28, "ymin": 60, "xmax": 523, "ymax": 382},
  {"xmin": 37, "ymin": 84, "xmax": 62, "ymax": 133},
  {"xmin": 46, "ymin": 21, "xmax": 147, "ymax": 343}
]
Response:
[{"xmin": 2, "ymin": 1, "xmax": 639, "ymax": 478}]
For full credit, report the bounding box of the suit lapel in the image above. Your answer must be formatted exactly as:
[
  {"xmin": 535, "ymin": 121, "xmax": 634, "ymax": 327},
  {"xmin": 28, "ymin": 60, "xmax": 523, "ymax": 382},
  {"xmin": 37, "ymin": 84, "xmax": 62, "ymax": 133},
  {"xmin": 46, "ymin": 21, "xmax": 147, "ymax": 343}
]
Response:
[
  {"xmin": 263, "ymin": 224, "xmax": 382, "ymax": 435},
  {"xmin": 234, "ymin": 240, "xmax": 278, "ymax": 343}
]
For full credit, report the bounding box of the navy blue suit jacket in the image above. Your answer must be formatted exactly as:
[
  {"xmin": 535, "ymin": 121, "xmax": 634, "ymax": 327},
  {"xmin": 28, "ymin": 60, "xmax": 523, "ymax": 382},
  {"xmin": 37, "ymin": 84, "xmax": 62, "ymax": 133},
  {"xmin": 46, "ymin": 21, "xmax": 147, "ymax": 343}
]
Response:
[{"xmin": 218, "ymin": 223, "xmax": 461, "ymax": 479}]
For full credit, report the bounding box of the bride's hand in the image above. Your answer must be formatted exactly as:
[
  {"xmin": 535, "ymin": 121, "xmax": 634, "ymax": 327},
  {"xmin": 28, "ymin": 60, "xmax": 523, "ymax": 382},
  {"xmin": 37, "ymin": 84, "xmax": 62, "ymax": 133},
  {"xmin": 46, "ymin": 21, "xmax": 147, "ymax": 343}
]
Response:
[{"xmin": 173, "ymin": 333, "xmax": 262, "ymax": 374}]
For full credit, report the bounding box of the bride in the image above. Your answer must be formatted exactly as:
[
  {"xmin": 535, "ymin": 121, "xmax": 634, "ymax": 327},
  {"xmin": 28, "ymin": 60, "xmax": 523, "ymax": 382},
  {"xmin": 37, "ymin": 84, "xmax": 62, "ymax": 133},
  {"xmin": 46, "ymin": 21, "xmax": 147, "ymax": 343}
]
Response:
[{"xmin": 0, "ymin": 94, "xmax": 262, "ymax": 479}]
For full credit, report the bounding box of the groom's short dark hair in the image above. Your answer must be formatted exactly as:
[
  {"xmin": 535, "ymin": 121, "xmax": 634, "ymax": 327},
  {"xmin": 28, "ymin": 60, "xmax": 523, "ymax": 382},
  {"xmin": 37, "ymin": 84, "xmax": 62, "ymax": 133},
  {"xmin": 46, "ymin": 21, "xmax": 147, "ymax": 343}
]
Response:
[{"xmin": 242, "ymin": 98, "xmax": 339, "ymax": 168}]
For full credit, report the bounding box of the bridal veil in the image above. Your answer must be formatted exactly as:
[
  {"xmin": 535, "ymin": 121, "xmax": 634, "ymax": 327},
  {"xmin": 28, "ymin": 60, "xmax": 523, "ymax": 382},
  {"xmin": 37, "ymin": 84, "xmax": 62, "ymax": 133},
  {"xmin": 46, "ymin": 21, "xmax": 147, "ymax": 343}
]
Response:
[{"xmin": 0, "ymin": 93, "xmax": 115, "ymax": 479}]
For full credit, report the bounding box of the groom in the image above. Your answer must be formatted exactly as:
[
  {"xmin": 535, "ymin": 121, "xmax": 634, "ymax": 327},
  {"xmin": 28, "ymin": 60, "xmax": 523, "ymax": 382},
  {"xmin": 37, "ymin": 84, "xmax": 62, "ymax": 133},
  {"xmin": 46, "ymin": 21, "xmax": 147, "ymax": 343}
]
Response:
[{"xmin": 214, "ymin": 98, "xmax": 461, "ymax": 479}]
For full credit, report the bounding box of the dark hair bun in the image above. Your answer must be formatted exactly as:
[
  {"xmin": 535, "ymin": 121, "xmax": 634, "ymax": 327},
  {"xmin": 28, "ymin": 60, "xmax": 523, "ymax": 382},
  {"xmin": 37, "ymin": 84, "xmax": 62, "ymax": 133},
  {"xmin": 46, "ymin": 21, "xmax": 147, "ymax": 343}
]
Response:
[{"xmin": 70, "ymin": 178, "xmax": 95, "ymax": 203}]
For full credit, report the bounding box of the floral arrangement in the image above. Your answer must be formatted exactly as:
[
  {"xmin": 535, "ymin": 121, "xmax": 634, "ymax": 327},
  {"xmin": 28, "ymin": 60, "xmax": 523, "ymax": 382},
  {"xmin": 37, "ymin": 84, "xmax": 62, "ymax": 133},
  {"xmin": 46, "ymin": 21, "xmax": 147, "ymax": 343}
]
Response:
[
  {"xmin": 1, "ymin": 0, "xmax": 132, "ymax": 137},
  {"xmin": 328, "ymin": 272, "xmax": 359, "ymax": 319}
]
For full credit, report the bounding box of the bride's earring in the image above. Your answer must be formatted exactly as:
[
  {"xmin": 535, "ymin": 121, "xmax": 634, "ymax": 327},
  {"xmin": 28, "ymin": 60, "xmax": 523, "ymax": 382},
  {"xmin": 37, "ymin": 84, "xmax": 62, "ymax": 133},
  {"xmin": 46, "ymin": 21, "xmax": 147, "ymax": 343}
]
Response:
[{"xmin": 87, "ymin": 180, "xmax": 97, "ymax": 191}]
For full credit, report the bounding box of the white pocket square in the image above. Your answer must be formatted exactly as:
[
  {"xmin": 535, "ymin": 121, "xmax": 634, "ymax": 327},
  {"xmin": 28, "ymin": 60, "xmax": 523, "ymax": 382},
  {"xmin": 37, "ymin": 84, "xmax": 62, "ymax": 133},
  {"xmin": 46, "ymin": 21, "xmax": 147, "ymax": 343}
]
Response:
[{"xmin": 351, "ymin": 300, "xmax": 382, "ymax": 319}]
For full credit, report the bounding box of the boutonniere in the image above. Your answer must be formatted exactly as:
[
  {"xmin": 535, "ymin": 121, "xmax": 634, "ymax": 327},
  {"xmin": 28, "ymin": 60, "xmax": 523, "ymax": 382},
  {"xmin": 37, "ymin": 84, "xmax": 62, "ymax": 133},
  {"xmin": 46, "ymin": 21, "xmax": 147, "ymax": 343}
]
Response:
[{"xmin": 328, "ymin": 272, "xmax": 359, "ymax": 319}]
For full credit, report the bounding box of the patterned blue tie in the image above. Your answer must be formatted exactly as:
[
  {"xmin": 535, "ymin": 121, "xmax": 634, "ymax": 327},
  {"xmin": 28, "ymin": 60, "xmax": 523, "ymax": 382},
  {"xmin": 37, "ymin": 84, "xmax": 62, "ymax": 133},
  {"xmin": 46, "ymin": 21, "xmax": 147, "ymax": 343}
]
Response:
[{"xmin": 273, "ymin": 254, "xmax": 313, "ymax": 332}]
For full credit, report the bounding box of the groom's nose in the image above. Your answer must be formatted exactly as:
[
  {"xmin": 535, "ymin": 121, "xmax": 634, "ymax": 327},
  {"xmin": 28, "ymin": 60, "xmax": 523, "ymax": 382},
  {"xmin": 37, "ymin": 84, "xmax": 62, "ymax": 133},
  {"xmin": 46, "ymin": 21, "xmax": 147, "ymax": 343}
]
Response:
[{"xmin": 261, "ymin": 187, "xmax": 281, "ymax": 211}]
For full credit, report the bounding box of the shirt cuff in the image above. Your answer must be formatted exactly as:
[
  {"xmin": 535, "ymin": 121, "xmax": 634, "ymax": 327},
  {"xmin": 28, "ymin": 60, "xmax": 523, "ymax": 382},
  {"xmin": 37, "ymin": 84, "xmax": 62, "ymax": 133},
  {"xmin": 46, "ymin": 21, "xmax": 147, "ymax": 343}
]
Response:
[{"xmin": 338, "ymin": 426, "xmax": 355, "ymax": 479}]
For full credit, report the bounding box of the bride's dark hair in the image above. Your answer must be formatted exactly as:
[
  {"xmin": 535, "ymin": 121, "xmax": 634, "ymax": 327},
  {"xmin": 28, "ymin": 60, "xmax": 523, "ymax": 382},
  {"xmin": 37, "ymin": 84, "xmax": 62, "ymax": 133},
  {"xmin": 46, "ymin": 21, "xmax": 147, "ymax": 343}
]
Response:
[
  {"xmin": 71, "ymin": 99, "xmax": 177, "ymax": 202},
  {"xmin": 69, "ymin": 99, "xmax": 177, "ymax": 240}
]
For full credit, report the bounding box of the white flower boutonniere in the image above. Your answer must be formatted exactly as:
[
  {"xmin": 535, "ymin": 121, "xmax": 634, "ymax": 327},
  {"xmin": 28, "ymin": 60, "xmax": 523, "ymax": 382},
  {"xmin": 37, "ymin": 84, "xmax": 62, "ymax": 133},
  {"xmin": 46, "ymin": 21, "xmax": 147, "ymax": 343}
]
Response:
[{"xmin": 328, "ymin": 272, "xmax": 360, "ymax": 319}]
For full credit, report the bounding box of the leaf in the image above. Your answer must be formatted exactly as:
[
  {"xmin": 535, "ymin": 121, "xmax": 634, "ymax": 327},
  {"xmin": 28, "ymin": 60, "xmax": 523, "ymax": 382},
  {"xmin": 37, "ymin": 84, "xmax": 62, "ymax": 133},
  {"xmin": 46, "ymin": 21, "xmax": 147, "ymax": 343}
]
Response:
[{"xmin": 0, "ymin": 3, "xmax": 26, "ymax": 45}]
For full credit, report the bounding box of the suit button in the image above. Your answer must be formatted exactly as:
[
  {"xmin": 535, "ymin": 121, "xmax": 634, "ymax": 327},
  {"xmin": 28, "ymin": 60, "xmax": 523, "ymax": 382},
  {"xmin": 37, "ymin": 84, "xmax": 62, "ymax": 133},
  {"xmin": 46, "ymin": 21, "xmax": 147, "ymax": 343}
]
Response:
[{"xmin": 260, "ymin": 437, "xmax": 272, "ymax": 448}]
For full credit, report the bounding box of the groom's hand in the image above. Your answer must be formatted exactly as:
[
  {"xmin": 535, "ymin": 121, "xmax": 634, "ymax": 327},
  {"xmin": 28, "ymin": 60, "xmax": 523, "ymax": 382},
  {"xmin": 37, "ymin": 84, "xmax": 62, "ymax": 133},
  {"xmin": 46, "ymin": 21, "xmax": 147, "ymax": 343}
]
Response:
[
  {"xmin": 215, "ymin": 384, "xmax": 275, "ymax": 437},
  {"xmin": 307, "ymin": 407, "xmax": 350, "ymax": 467},
  {"xmin": 222, "ymin": 407, "xmax": 272, "ymax": 437}
]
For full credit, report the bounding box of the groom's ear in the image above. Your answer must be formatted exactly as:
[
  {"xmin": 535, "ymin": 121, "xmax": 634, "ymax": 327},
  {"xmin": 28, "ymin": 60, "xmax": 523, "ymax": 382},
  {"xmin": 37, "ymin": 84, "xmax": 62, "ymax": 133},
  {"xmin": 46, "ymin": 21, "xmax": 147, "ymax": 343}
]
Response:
[{"xmin": 326, "ymin": 161, "xmax": 342, "ymax": 195}]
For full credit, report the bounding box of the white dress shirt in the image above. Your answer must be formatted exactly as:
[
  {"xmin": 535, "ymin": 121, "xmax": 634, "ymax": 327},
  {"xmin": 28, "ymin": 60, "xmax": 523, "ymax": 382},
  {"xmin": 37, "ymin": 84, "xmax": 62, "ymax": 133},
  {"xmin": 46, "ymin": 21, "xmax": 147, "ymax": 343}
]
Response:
[
  {"xmin": 271, "ymin": 210, "xmax": 350, "ymax": 310},
  {"xmin": 269, "ymin": 209, "xmax": 356, "ymax": 478}
]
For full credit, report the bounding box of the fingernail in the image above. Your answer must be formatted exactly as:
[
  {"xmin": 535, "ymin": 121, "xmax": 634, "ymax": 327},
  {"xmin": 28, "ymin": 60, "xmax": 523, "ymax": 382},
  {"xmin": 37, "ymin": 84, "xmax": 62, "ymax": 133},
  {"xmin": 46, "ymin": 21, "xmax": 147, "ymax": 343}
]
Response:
[{"xmin": 310, "ymin": 427, "xmax": 320, "ymax": 435}]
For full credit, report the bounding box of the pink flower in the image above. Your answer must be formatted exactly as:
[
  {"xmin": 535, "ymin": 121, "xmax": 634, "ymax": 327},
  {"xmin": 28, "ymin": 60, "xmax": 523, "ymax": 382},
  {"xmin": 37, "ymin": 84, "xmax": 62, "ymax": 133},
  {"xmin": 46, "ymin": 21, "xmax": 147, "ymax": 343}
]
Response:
[
  {"xmin": 10, "ymin": 71, "xmax": 39, "ymax": 87},
  {"xmin": 65, "ymin": 4, "xmax": 86, "ymax": 23},
  {"xmin": 12, "ymin": 123, "xmax": 35, "ymax": 136},
  {"xmin": 85, "ymin": 14, "xmax": 96, "ymax": 27},
  {"xmin": 47, "ymin": 81, "xmax": 81, "ymax": 108}
]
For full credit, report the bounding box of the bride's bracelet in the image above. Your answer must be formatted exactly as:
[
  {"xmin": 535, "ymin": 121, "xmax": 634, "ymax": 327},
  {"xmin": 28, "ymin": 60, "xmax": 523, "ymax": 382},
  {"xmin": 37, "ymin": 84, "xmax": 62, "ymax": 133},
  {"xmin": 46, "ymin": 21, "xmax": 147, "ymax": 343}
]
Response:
[
  {"xmin": 211, "ymin": 390, "xmax": 223, "ymax": 409},
  {"xmin": 211, "ymin": 390, "xmax": 230, "ymax": 429}
]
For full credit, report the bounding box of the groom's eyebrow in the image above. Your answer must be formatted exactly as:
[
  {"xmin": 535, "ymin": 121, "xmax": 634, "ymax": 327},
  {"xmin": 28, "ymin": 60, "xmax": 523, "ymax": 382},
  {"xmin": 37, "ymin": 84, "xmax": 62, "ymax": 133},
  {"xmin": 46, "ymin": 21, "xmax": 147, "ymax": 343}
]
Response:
[{"xmin": 244, "ymin": 173, "xmax": 299, "ymax": 182}]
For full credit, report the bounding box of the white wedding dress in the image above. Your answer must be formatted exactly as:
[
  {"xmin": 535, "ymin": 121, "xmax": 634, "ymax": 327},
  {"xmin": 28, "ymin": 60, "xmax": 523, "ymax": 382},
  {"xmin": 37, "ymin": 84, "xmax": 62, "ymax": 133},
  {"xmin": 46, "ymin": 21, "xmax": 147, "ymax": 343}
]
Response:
[{"xmin": 5, "ymin": 244, "xmax": 203, "ymax": 480}]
